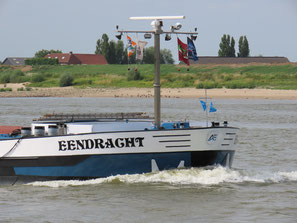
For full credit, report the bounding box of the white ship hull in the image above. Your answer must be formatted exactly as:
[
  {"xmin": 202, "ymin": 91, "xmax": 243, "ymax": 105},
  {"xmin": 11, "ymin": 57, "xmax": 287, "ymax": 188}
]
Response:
[{"xmin": 0, "ymin": 126, "xmax": 238, "ymax": 184}]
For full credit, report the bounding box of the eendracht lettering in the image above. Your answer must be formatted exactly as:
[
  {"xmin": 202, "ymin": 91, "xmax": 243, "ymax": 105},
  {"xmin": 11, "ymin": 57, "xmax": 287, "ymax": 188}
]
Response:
[{"xmin": 58, "ymin": 137, "xmax": 144, "ymax": 151}]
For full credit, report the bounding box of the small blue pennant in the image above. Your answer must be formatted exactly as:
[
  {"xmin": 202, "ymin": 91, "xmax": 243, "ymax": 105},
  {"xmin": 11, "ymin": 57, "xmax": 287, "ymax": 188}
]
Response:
[
  {"xmin": 200, "ymin": 100, "xmax": 207, "ymax": 111},
  {"xmin": 209, "ymin": 102, "xmax": 217, "ymax": 113}
]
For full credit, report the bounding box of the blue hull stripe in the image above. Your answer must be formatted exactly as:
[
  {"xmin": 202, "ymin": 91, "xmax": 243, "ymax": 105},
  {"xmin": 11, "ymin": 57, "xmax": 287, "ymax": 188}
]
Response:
[
  {"xmin": 13, "ymin": 151, "xmax": 234, "ymax": 178},
  {"xmin": 14, "ymin": 152, "xmax": 191, "ymax": 177}
]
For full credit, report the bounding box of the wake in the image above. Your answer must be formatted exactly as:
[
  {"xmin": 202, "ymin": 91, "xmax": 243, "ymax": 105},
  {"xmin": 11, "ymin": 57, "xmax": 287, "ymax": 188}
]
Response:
[{"xmin": 27, "ymin": 166, "xmax": 297, "ymax": 188}]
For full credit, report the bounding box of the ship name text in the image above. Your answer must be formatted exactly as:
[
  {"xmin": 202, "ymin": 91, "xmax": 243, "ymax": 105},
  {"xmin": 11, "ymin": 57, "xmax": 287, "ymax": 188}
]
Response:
[{"xmin": 58, "ymin": 137, "xmax": 144, "ymax": 151}]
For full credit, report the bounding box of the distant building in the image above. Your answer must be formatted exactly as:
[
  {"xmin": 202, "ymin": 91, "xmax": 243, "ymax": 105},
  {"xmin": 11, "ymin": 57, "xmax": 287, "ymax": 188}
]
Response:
[
  {"xmin": 190, "ymin": 56, "xmax": 290, "ymax": 65},
  {"xmin": 44, "ymin": 52, "xmax": 108, "ymax": 65},
  {"xmin": 1, "ymin": 57, "xmax": 30, "ymax": 66}
]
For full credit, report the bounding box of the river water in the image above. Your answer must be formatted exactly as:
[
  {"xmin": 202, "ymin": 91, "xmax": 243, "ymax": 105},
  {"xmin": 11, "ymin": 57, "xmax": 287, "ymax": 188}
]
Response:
[{"xmin": 0, "ymin": 97, "xmax": 296, "ymax": 223}]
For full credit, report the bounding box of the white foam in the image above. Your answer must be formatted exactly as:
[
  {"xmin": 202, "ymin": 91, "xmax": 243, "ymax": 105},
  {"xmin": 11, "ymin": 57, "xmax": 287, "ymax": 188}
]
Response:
[
  {"xmin": 26, "ymin": 167, "xmax": 297, "ymax": 188},
  {"xmin": 279, "ymin": 171, "xmax": 297, "ymax": 181},
  {"xmin": 240, "ymin": 170, "xmax": 297, "ymax": 183},
  {"xmin": 28, "ymin": 177, "xmax": 116, "ymax": 188}
]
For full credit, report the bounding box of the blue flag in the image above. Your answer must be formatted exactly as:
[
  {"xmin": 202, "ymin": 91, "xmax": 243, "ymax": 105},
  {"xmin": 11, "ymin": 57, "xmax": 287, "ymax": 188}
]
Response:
[
  {"xmin": 187, "ymin": 37, "xmax": 198, "ymax": 61},
  {"xmin": 200, "ymin": 100, "xmax": 206, "ymax": 111},
  {"xmin": 209, "ymin": 102, "xmax": 217, "ymax": 113}
]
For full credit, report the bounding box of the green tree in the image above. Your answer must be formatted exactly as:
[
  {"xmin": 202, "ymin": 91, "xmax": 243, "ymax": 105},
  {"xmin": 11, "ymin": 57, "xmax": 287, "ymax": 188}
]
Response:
[
  {"xmin": 218, "ymin": 34, "xmax": 236, "ymax": 57},
  {"xmin": 95, "ymin": 34, "xmax": 174, "ymax": 64},
  {"xmin": 115, "ymin": 40, "xmax": 125, "ymax": 64},
  {"xmin": 95, "ymin": 34, "xmax": 109, "ymax": 55},
  {"xmin": 122, "ymin": 48, "xmax": 128, "ymax": 65},
  {"xmin": 95, "ymin": 39, "xmax": 102, "ymax": 55},
  {"xmin": 229, "ymin": 37, "xmax": 236, "ymax": 57},
  {"xmin": 143, "ymin": 47, "xmax": 155, "ymax": 64},
  {"xmin": 242, "ymin": 36, "xmax": 250, "ymax": 57},
  {"xmin": 161, "ymin": 49, "xmax": 175, "ymax": 64},
  {"xmin": 238, "ymin": 36, "xmax": 250, "ymax": 57},
  {"xmin": 143, "ymin": 47, "xmax": 174, "ymax": 64},
  {"xmin": 35, "ymin": 49, "xmax": 62, "ymax": 58},
  {"xmin": 238, "ymin": 36, "xmax": 243, "ymax": 57},
  {"xmin": 101, "ymin": 34, "xmax": 110, "ymax": 57},
  {"xmin": 106, "ymin": 40, "xmax": 117, "ymax": 64},
  {"xmin": 96, "ymin": 34, "xmax": 127, "ymax": 64},
  {"xmin": 218, "ymin": 34, "xmax": 229, "ymax": 57},
  {"xmin": 25, "ymin": 58, "xmax": 59, "ymax": 65}
]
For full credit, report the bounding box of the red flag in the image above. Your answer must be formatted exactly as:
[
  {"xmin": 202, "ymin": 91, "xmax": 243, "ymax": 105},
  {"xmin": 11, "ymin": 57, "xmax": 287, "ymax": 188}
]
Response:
[{"xmin": 177, "ymin": 37, "xmax": 189, "ymax": 65}]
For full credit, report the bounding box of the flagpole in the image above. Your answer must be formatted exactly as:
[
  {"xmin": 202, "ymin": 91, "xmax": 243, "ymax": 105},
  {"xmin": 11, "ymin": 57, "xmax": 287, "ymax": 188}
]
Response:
[
  {"xmin": 154, "ymin": 22, "xmax": 161, "ymax": 128},
  {"xmin": 126, "ymin": 33, "xmax": 130, "ymax": 71},
  {"xmin": 205, "ymin": 89, "xmax": 208, "ymax": 127}
]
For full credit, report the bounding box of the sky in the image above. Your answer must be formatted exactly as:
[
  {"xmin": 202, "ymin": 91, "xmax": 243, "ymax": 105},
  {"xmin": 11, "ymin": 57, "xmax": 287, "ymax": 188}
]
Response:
[{"xmin": 0, "ymin": 0, "xmax": 296, "ymax": 63}]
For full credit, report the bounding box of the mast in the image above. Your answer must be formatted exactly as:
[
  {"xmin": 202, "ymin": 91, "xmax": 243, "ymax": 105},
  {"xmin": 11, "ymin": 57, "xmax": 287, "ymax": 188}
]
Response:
[
  {"xmin": 116, "ymin": 16, "xmax": 198, "ymax": 129},
  {"xmin": 205, "ymin": 89, "xmax": 208, "ymax": 127},
  {"xmin": 154, "ymin": 23, "xmax": 161, "ymax": 128}
]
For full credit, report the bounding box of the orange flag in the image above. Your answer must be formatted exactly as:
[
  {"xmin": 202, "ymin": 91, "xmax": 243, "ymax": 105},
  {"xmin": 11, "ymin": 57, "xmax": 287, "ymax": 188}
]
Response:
[{"xmin": 127, "ymin": 35, "xmax": 136, "ymax": 58}]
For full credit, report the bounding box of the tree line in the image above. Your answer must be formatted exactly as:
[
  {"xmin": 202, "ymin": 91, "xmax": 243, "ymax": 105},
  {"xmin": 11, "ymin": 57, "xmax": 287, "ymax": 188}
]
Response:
[
  {"xmin": 30, "ymin": 34, "xmax": 250, "ymax": 66},
  {"xmin": 95, "ymin": 34, "xmax": 174, "ymax": 64},
  {"xmin": 25, "ymin": 49, "xmax": 62, "ymax": 65},
  {"xmin": 218, "ymin": 34, "xmax": 250, "ymax": 57}
]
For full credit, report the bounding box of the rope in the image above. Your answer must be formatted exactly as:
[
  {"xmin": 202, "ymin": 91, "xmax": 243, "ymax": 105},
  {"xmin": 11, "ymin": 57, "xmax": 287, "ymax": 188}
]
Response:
[{"xmin": 1, "ymin": 138, "xmax": 22, "ymax": 158}]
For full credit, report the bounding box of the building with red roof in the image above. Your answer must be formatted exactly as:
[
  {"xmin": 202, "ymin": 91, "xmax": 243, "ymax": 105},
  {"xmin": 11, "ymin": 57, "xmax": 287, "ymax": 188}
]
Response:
[{"xmin": 44, "ymin": 52, "xmax": 108, "ymax": 65}]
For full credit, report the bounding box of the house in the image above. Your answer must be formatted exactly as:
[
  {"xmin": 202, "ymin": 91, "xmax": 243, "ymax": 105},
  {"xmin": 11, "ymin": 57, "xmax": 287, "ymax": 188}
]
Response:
[
  {"xmin": 45, "ymin": 52, "xmax": 108, "ymax": 65},
  {"xmin": 190, "ymin": 56, "xmax": 290, "ymax": 65},
  {"xmin": 1, "ymin": 57, "xmax": 30, "ymax": 66}
]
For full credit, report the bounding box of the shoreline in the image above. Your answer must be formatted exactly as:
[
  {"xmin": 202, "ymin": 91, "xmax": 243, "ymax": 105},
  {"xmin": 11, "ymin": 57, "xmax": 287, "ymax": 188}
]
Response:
[{"xmin": 0, "ymin": 84, "xmax": 296, "ymax": 99}]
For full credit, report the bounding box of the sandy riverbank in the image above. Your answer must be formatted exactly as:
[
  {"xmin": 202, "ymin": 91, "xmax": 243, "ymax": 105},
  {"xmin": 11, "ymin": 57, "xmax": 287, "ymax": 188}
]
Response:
[{"xmin": 0, "ymin": 83, "xmax": 296, "ymax": 99}]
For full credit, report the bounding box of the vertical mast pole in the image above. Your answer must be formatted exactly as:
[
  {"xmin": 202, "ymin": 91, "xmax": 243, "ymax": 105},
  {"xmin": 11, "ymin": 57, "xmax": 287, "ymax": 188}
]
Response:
[
  {"xmin": 125, "ymin": 16, "xmax": 195, "ymax": 129},
  {"xmin": 205, "ymin": 89, "xmax": 208, "ymax": 127},
  {"xmin": 154, "ymin": 21, "xmax": 161, "ymax": 129}
]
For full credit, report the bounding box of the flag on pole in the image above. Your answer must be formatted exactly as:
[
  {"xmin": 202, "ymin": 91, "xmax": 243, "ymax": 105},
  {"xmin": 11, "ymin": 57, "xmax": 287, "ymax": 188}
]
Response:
[
  {"xmin": 209, "ymin": 102, "xmax": 217, "ymax": 112},
  {"xmin": 200, "ymin": 100, "xmax": 207, "ymax": 111},
  {"xmin": 127, "ymin": 35, "xmax": 136, "ymax": 58},
  {"xmin": 177, "ymin": 38, "xmax": 189, "ymax": 65},
  {"xmin": 187, "ymin": 37, "xmax": 198, "ymax": 61},
  {"xmin": 136, "ymin": 39, "xmax": 148, "ymax": 61}
]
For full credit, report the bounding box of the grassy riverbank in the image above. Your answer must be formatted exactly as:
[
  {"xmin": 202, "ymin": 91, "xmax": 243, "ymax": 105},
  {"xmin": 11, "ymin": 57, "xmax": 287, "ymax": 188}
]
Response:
[{"xmin": 0, "ymin": 63, "xmax": 297, "ymax": 89}]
